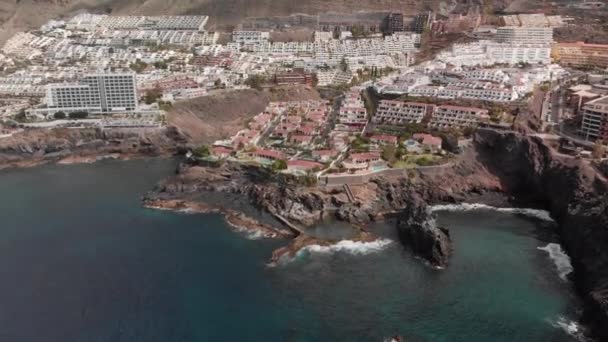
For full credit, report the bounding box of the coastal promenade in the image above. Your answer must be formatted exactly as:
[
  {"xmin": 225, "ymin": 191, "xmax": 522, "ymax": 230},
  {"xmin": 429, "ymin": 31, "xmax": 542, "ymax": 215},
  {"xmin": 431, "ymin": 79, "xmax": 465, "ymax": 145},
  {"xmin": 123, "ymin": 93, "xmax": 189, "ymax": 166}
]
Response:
[{"xmin": 319, "ymin": 163, "xmax": 453, "ymax": 186}]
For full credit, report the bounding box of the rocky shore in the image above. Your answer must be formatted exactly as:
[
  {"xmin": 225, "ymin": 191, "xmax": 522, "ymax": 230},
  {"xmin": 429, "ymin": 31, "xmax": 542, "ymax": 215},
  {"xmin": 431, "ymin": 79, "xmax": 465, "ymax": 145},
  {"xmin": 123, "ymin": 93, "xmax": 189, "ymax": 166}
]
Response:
[{"xmin": 0, "ymin": 126, "xmax": 188, "ymax": 169}]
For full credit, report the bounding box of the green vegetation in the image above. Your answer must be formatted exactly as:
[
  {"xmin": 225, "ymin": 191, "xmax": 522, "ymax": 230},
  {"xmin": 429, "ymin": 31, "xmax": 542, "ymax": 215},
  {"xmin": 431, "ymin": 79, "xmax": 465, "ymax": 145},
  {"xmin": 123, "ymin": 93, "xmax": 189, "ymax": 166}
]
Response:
[
  {"xmin": 68, "ymin": 111, "xmax": 88, "ymax": 119},
  {"xmin": 271, "ymin": 159, "xmax": 287, "ymax": 171},
  {"xmin": 129, "ymin": 59, "xmax": 148, "ymax": 73},
  {"xmin": 144, "ymin": 87, "xmax": 162, "ymax": 105},
  {"xmin": 14, "ymin": 110, "xmax": 27, "ymax": 123},
  {"xmin": 158, "ymin": 101, "xmax": 172, "ymax": 111},
  {"xmin": 351, "ymin": 136, "xmax": 370, "ymax": 152},
  {"xmin": 381, "ymin": 144, "xmax": 397, "ymax": 165},
  {"xmin": 53, "ymin": 111, "xmax": 66, "ymax": 120},
  {"xmin": 193, "ymin": 145, "xmax": 211, "ymax": 158},
  {"xmin": 244, "ymin": 74, "xmax": 267, "ymax": 90}
]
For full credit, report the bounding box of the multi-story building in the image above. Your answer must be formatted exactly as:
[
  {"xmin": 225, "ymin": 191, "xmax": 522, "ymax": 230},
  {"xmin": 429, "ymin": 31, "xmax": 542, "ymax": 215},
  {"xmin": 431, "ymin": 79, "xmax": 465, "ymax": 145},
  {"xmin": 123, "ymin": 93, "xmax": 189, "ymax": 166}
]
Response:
[
  {"xmin": 552, "ymin": 42, "xmax": 608, "ymax": 69},
  {"xmin": 98, "ymin": 16, "xmax": 209, "ymax": 31},
  {"xmin": 387, "ymin": 12, "xmax": 405, "ymax": 33},
  {"xmin": 430, "ymin": 105, "xmax": 489, "ymax": 128},
  {"xmin": 581, "ymin": 96, "xmax": 608, "ymax": 141},
  {"xmin": 496, "ymin": 26, "xmax": 553, "ymax": 44},
  {"xmin": 232, "ymin": 31, "xmax": 270, "ymax": 45},
  {"xmin": 412, "ymin": 12, "xmax": 434, "ymax": 33},
  {"xmin": 45, "ymin": 73, "xmax": 138, "ymax": 114},
  {"xmin": 373, "ymin": 100, "xmax": 431, "ymax": 125}
]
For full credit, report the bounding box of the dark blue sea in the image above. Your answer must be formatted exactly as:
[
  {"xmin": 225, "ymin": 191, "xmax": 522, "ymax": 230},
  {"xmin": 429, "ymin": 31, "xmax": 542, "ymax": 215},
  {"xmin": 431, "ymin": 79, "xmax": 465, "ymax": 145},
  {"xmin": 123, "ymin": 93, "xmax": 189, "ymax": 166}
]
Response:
[{"xmin": 0, "ymin": 158, "xmax": 586, "ymax": 341}]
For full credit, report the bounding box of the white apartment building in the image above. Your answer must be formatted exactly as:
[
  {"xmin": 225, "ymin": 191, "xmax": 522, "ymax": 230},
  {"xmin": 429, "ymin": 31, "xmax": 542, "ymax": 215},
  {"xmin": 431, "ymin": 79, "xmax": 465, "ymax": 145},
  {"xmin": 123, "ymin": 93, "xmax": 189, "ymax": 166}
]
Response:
[
  {"xmin": 486, "ymin": 43, "xmax": 551, "ymax": 65},
  {"xmin": 462, "ymin": 69, "xmax": 509, "ymax": 83},
  {"xmin": 437, "ymin": 41, "xmax": 551, "ymax": 66},
  {"xmin": 430, "ymin": 105, "xmax": 489, "ymax": 128},
  {"xmin": 233, "ymin": 31, "xmax": 270, "ymax": 45},
  {"xmin": 98, "ymin": 16, "xmax": 209, "ymax": 31},
  {"xmin": 496, "ymin": 27, "xmax": 553, "ymax": 44},
  {"xmin": 45, "ymin": 73, "xmax": 138, "ymax": 114},
  {"xmin": 373, "ymin": 100, "xmax": 430, "ymax": 125},
  {"xmin": 338, "ymin": 90, "xmax": 368, "ymax": 126}
]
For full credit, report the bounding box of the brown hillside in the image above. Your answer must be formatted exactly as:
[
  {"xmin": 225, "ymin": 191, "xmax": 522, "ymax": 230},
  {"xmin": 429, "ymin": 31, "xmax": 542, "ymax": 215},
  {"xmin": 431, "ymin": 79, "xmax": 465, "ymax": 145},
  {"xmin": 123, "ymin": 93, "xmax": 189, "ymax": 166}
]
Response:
[{"xmin": 168, "ymin": 86, "xmax": 320, "ymax": 145}]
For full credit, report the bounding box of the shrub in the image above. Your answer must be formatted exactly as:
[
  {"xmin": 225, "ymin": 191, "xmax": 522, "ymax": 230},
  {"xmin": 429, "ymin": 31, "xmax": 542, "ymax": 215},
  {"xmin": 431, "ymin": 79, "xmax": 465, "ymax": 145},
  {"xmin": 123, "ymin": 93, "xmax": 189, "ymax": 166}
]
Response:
[{"xmin": 53, "ymin": 111, "xmax": 66, "ymax": 120}]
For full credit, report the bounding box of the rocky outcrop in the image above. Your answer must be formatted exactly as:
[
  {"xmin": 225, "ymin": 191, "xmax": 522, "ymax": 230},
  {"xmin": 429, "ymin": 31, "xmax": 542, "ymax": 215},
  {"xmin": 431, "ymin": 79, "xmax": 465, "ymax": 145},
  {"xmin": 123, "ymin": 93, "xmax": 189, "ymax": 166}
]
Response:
[
  {"xmin": 474, "ymin": 128, "xmax": 608, "ymax": 340},
  {"xmin": 396, "ymin": 195, "xmax": 452, "ymax": 268}
]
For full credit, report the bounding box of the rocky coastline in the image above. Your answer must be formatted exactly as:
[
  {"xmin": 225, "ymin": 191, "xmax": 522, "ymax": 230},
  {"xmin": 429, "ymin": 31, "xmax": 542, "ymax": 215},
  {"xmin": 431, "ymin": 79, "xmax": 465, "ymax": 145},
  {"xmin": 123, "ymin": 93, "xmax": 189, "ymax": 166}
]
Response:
[
  {"xmin": 0, "ymin": 126, "xmax": 188, "ymax": 170},
  {"xmin": 143, "ymin": 128, "xmax": 608, "ymax": 340}
]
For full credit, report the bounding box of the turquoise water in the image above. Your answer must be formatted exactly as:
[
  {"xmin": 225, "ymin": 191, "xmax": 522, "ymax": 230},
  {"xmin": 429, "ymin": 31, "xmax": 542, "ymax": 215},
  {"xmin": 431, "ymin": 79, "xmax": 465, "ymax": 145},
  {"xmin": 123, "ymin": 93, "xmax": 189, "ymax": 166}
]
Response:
[{"xmin": 0, "ymin": 159, "xmax": 583, "ymax": 341}]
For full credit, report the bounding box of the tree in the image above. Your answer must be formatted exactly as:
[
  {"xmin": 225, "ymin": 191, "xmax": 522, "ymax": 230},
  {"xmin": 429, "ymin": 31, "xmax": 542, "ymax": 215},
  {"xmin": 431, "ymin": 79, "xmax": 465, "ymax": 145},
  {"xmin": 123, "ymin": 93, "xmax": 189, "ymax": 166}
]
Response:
[
  {"xmin": 129, "ymin": 59, "xmax": 148, "ymax": 73},
  {"xmin": 339, "ymin": 57, "xmax": 348, "ymax": 72},
  {"xmin": 381, "ymin": 144, "xmax": 397, "ymax": 164},
  {"xmin": 53, "ymin": 111, "xmax": 66, "ymax": 120},
  {"xmin": 68, "ymin": 111, "xmax": 88, "ymax": 119},
  {"xmin": 144, "ymin": 87, "xmax": 162, "ymax": 105},
  {"xmin": 244, "ymin": 75, "xmax": 266, "ymax": 90},
  {"xmin": 271, "ymin": 159, "xmax": 287, "ymax": 171},
  {"xmin": 592, "ymin": 140, "xmax": 606, "ymax": 159},
  {"xmin": 14, "ymin": 109, "xmax": 27, "ymax": 123}
]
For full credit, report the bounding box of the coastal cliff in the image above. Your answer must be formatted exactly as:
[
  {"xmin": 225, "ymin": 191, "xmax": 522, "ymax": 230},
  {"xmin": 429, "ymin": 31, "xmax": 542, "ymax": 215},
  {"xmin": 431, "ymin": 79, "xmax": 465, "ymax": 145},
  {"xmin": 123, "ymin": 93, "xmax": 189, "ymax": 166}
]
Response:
[
  {"xmin": 473, "ymin": 128, "xmax": 608, "ymax": 340},
  {"xmin": 0, "ymin": 127, "xmax": 188, "ymax": 169}
]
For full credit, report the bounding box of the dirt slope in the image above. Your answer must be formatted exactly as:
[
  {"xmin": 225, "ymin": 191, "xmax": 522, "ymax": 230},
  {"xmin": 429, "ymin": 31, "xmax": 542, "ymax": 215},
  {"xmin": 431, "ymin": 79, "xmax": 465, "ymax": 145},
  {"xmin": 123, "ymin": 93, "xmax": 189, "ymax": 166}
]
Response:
[{"xmin": 167, "ymin": 86, "xmax": 320, "ymax": 145}]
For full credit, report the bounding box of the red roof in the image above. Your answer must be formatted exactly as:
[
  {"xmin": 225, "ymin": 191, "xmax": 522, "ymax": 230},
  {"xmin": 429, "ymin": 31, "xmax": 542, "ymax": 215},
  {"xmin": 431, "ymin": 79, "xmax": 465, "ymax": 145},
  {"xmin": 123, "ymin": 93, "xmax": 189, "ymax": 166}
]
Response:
[
  {"xmin": 413, "ymin": 133, "xmax": 442, "ymax": 147},
  {"xmin": 212, "ymin": 146, "xmax": 233, "ymax": 155}
]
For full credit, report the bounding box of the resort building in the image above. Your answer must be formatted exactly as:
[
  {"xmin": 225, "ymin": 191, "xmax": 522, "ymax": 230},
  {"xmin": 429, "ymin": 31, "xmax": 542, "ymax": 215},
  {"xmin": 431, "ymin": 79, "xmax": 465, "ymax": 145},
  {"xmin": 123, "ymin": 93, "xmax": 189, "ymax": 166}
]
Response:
[{"xmin": 45, "ymin": 73, "xmax": 138, "ymax": 114}]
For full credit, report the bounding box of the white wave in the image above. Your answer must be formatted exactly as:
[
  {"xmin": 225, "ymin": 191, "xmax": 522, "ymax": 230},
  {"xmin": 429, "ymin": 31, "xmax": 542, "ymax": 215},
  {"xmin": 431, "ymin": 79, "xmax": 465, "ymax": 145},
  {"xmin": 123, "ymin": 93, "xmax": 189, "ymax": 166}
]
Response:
[
  {"xmin": 297, "ymin": 239, "xmax": 393, "ymax": 257},
  {"xmin": 431, "ymin": 203, "xmax": 554, "ymax": 222},
  {"xmin": 273, "ymin": 239, "xmax": 393, "ymax": 267},
  {"xmin": 537, "ymin": 243, "xmax": 574, "ymax": 281},
  {"xmin": 550, "ymin": 316, "xmax": 590, "ymax": 342}
]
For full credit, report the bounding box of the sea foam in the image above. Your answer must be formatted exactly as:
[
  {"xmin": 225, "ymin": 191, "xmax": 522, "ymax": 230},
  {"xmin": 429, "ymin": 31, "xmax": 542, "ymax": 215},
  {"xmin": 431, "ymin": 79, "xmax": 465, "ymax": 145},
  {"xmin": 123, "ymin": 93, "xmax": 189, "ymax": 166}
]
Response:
[
  {"xmin": 297, "ymin": 239, "xmax": 393, "ymax": 257},
  {"xmin": 537, "ymin": 243, "xmax": 574, "ymax": 281},
  {"xmin": 431, "ymin": 203, "xmax": 554, "ymax": 222},
  {"xmin": 550, "ymin": 316, "xmax": 590, "ymax": 342}
]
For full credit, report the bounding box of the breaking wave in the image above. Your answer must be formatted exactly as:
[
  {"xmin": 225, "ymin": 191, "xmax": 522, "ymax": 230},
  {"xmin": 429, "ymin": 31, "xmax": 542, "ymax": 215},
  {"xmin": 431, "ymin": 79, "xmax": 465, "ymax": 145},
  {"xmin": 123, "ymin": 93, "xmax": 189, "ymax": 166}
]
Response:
[
  {"xmin": 273, "ymin": 239, "xmax": 393, "ymax": 266},
  {"xmin": 550, "ymin": 316, "xmax": 590, "ymax": 342},
  {"xmin": 297, "ymin": 239, "xmax": 393, "ymax": 256},
  {"xmin": 431, "ymin": 203, "xmax": 554, "ymax": 222},
  {"xmin": 537, "ymin": 243, "xmax": 574, "ymax": 281}
]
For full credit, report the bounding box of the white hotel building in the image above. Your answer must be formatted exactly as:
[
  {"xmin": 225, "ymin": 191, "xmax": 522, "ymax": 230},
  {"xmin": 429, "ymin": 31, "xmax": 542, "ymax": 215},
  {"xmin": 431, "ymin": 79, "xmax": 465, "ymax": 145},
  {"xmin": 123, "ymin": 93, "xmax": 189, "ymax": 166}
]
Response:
[{"xmin": 45, "ymin": 73, "xmax": 138, "ymax": 114}]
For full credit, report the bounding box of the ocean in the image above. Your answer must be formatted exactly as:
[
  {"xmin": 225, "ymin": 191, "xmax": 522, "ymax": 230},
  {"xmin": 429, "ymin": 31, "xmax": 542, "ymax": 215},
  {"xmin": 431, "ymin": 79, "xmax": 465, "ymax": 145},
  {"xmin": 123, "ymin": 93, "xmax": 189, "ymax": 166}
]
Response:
[{"xmin": 0, "ymin": 158, "xmax": 586, "ymax": 341}]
